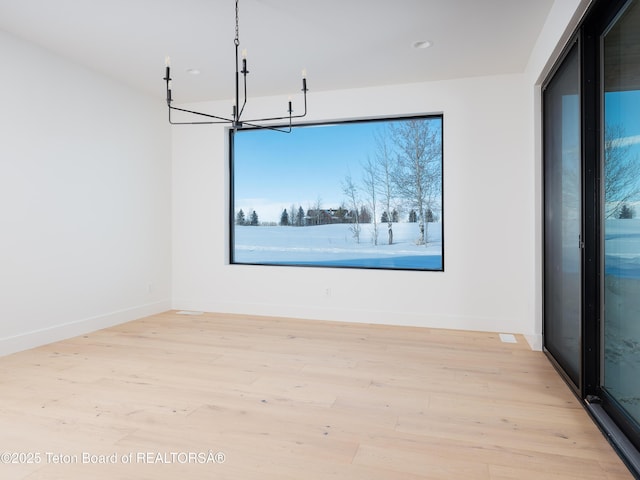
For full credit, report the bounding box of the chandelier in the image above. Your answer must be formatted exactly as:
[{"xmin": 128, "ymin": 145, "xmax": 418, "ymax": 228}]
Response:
[{"xmin": 163, "ymin": 0, "xmax": 309, "ymax": 132}]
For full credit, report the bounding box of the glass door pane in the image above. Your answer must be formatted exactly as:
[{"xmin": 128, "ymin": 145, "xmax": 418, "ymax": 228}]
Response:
[
  {"xmin": 602, "ymin": 0, "xmax": 640, "ymax": 427},
  {"xmin": 543, "ymin": 42, "xmax": 581, "ymax": 386}
]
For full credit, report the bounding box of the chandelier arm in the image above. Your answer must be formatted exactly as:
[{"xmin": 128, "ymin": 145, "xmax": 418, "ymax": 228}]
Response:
[
  {"xmin": 291, "ymin": 92, "xmax": 308, "ymax": 119},
  {"xmin": 242, "ymin": 115, "xmax": 296, "ymax": 123},
  {"xmin": 239, "ymin": 71, "xmax": 248, "ymax": 119},
  {"xmin": 243, "ymin": 86, "xmax": 308, "ymax": 123},
  {"xmin": 243, "ymin": 110, "xmax": 305, "ymax": 123},
  {"xmin": 169, "ymin": 105, "xmax": 234, "ymax": 124},
  {"xmin": 169, "ymin": 119, "xmax": 229, "ymax": 125},
  {"xmin": 240, "ymin": 120, "xmax": 292, "ymax": 133},
  {"xmin": 295, "ymin": 82, "xmax": 309, "ymax": 118}
]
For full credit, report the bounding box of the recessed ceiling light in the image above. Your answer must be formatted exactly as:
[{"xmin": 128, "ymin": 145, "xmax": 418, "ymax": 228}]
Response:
[
  {"xmin": 187, "ymin": 68, "xmax": 201, "ymax": 75},
  {"xmin": 412, "ymin": 40, "xmax": 432, "ymax": 49}
]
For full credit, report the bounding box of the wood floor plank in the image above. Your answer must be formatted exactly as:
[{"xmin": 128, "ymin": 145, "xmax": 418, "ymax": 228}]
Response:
[{"xmin": 0, "ymin": 311, "xmax": 634, "ymax": 479}]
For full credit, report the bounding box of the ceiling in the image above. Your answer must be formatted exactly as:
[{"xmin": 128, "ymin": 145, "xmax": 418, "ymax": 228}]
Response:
[{"xmin": 0, "ymin": 0, "xmax": 556, "ymax": 103}]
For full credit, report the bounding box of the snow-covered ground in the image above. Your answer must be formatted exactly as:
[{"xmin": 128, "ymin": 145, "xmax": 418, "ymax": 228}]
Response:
[
  {"xmin": 604, "ymin": 218, "xmax": 640, "ymax": 422},
  {"xmin": 233, "ymin": 221, "xmax": 442, "ymax": 270},
  {"xmin": 605, "ymin": 218, "xmax": 640, "ymax": 277}
]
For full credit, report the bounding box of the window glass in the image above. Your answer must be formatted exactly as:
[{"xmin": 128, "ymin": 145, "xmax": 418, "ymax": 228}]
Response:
[{"xmin": 231, "ymin": 116, "xmax": 443, "ymax": 270}]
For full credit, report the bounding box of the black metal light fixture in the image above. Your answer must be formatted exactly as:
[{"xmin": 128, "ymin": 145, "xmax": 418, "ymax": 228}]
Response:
[{"xmin": 163, "ymin": 0, "xmax": 308, "ymax": 132}]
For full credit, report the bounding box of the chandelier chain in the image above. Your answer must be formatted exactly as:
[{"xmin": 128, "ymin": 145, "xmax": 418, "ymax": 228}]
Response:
[{"xmin": 234, "ymin": 0, "xmax": 240, "ymax": 46}]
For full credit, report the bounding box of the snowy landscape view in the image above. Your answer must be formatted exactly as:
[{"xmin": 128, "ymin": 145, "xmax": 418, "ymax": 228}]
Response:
[
  {"xmin": 604, "ymin": 217, "xmax": 640, "ymax": 420},
  {"xmin": 231, "ymin": 115, "xmax": 443, "ymax": 271},
  {"xmin": 601, "ymin": 85, "xmax": 640, "ymax": 422},
  {"xmin": 233, "ymin": 221, "xmax": 443, "ymax": 270}
]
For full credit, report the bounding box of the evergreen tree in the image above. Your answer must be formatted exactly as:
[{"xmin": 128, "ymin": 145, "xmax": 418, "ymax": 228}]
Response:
[
  {"xmin": 381, "ymin": 211, "xmax": 389, "ymax": 223},
  {"xmin": 280, "ymin": 208, "xmax": 289, "ymax": 226},
  {"xmin": 392, "ymin": 208, "xmax": 399, "ymax": 222},
  {"xmin": 409, "ymin": 209, "xmax": 417, "ymax": 222},
  {"xmin": 236, "ymin": 209, "xmax": 246, "ymax": 225},
  {"xmin": 249, "ymin": 210, "xmax": 259, "ymax": 226},
  {"xmin": 297, "ymin": 206, "xmax": 305, "ymax": 226},
  {"xmin": 618, "ymin": 203, "xmax": 635, "ymax": 219},
  {"xmin": 426, "ymin": 208, "xmax": 435, "ymax": 222}
]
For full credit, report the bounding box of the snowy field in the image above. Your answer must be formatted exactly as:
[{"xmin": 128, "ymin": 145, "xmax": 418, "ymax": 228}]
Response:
[
  {"xmin": 604, "ymin": 218, "xmax": 640, "ymax": 422},
  {"xmin": 605, "ymin": 218, "xmax": 640, "ymax": 278},
  {"xmin": 233, "ymin": 222, "xmax": 442, "ymax": 270}
]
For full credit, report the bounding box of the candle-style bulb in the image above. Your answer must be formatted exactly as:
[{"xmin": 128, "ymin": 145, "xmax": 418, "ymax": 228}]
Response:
[
  {"xmin": 241, "ymin": 49, "xmax": 248, "ymax": 75},
  {"xmin": 164, "ymin": 56, "xmax": 171, "ymax": 82},
  {"xmin": 302, "ymin": 68, "xmax": 307, "ymax": 78}
]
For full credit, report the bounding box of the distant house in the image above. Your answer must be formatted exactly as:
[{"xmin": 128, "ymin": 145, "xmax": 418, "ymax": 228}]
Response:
[{"xmin": 305, "ymin": 207, "xmax": 352, "ymax": 225}]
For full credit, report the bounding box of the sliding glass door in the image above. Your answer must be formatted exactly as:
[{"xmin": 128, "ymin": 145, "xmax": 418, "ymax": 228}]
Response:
[
  {"xmin": 543, "ymin": 42, "xmax": 581, "ymax": 388},
  {"xmin": 601, "ymin": 0, "xmax": 640, "ymax": 438},
  {"xmin": 543, "ymin": 0, "xmax": 640, "ymax": 474}
]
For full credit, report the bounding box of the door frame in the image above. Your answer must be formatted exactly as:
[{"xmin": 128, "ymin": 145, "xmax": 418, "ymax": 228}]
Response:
[{"xmin": 542, "ymin": 0, "xmax": 640, "ymax": 475}]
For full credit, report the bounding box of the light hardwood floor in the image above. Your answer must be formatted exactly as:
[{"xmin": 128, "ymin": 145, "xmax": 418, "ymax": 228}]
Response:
[{"xmin": 0, "ymin": 311, "xmax": 633, "ymax": 479}]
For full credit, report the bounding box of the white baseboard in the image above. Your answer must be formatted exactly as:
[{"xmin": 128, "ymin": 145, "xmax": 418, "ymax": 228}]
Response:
[
  {"xmin": 0, "ymin": 300, "xmax": 171, "ymax": 357},
  {"xmin": 173, "ymin": 298, "xmax": 544, "ymax": 350}
]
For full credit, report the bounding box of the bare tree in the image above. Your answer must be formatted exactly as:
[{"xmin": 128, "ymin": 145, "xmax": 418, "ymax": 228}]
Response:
[
  {"xmin": 289, "ymin": 203, "xmax": 297, "ymax": 226},
  {"xmin": 604, "ymin": 123, "xmax": 640, "ymax": 218},
  {"xmin": 361, "ymin": 155, "xmax": 379, "ymax": 245},
  {"xmin": 390, "ymin": 119, "xmax": 442, "ymax": 245},
  {"xmin": 374, "ymin": 129, "xmax": 398, "ymax": 245},
  {"xmin": 342, "ymin": 174, "xmax": 361, "ymax": 243},
  {"xmin": 310, "ymin": 196, "xmax": 323, "ymax": 225}
]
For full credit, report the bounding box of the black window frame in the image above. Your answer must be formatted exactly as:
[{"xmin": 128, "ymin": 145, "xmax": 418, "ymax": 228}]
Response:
[{"xmin": 228, "ymin": 114, "xmax": 445, "ymax": 271}]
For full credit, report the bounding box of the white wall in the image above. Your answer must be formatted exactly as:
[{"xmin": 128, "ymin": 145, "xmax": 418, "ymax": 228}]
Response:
[
  {"xmin": 0, "ymin": 0, "xmax": 587, "ymax": 355},
  {"xmin": 172, "ymin": 73, "xmax": 537, "ymax": 336},
  {"xmin": 172, "ymin": 0, "xmax": 588, "ymax": 341},
  {"xmin": 0, "ymin": 30, "xmax": 172, "ymax": 355}
]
